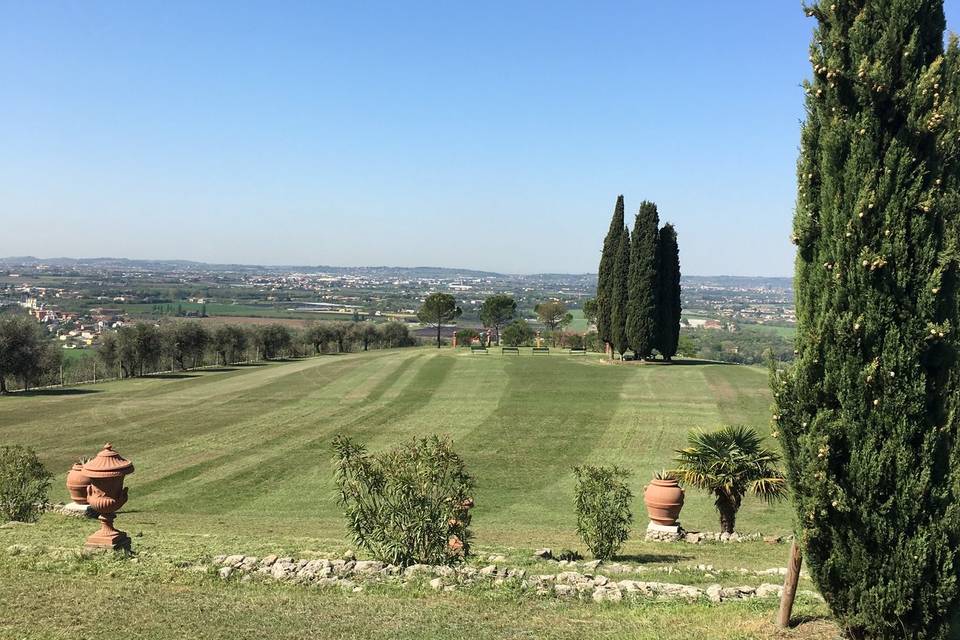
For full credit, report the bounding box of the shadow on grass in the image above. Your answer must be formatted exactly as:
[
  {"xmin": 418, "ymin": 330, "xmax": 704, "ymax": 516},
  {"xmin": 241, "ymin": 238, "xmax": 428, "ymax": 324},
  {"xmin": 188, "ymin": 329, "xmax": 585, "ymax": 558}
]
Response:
[
  {"xmin": 237, "ymin": 362, "xmax": 268, "ymax": 367},
  {"xmin": 200, "ymin": 367, "xmax": 237, "ymax": 372},
  {"xmin": 149, "ymin": 373, "xmax": 201, "ymax": 379},
  {"xmin": 787, "ymin": 614, "xmax": 834, "ymax": 629},
  {"xmin": 5, "ymin": 388, "xmax": 104, "ymax": 397},
  {"xmin": 614, "ymin": 553, "xmax": 693, "ymax": 564}
]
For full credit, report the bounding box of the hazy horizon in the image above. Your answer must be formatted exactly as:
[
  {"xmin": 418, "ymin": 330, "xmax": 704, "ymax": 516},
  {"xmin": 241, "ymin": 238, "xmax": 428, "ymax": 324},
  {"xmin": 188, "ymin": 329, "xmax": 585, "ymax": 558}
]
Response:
[
  {"xmin": 4, "ymin": 2, "xmax": 959, "ymax": 276},
  {"xmin": 0, "ymin": 253, "xmax": 799, "ymax": 279}
]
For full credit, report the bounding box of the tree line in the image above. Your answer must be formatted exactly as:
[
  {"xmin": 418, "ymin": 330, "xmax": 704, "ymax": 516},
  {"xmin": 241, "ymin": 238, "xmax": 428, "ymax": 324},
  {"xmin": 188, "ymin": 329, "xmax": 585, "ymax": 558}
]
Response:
[
  {"xmin": 595, "ymin": 196, "xmax": 681, "ymax": 360},
  {"xmin": 0, "ymin": 313, "xmax": 416, "ymax": 392},
  {"xmin": 417, "ymin": 292, "xmax": 582, "ymax": 348}
]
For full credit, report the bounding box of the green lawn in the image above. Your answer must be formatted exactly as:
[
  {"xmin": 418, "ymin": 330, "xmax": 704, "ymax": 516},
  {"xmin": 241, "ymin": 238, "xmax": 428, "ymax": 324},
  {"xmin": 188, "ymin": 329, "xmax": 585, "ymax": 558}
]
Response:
[{"xmin": 0, "ymin": 349, "xmax": 831, "ymax": 639}]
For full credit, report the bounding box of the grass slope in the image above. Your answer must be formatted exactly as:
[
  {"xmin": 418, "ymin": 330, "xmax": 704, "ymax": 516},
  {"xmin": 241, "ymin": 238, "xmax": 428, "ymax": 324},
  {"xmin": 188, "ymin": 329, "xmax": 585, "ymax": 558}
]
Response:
[{"xmin": 0, "ymin": 349, "xmax": 832, "ymax": 638}]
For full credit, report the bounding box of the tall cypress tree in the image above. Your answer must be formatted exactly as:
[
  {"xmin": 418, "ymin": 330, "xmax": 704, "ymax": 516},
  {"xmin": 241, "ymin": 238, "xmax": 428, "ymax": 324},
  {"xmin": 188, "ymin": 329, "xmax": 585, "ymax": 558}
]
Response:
[
  {"xmin": 596, "ymin": 196, "xmax": 625, "ymax": 353},
  {"xmin": 774, "ymin": 2, "xmax": 960, "ymax": 637},
  {"xmin": 609, "ymin": 227, "xmax": 631, "ymax": 358},
  {"xmin": 625, "ymin": 201, "xmax": 659, "ymax": 359},
  {"xmin": 655, "ymin": 223, "xmax": 681, "ymax": 361}
]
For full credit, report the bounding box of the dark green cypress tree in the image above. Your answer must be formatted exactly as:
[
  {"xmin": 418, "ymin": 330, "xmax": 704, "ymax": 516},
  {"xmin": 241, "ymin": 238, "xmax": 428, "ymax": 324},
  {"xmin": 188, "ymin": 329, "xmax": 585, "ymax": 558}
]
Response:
[
  {"xmin": 609, "ymin": 227, "xmax": 631, "ymax": 358},
  {"xmin": 655, "ymin": 223, "xmax": 681, "ymax": 361},
  {"xmin": 596, "ymin": 196, "xmax": 625, "ymax": 353},
  {"xmin": 625, "ymin": 201, "xmax": 659, "ymax": 359},
  {"xmin": 774, "ymin": 2, "xmax": 960, "ymax": 637}
]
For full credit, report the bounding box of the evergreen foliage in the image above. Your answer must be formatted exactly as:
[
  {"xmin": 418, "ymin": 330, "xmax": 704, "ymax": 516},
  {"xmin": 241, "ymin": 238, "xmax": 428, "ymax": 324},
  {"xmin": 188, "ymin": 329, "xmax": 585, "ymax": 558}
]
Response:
[
  {"xmin": 0, "ymin": 445, "xmax": 52, "ymax": 522},
  {"xmin": 417, "ymin": 293, "xmax": 462, "ymax": 348},
  {"xmin": 774, "ymin": 2, "xmax": 960, "ymax": 637},
  {"xmin": 671, "ymin": 426, "xmax": 786, "ymax": 534},
  {"xmin": 656, "ymin": 223, "xmax": 682, "ymax": 360},
  {"xmin": 573, "ymin": 465, "xmax": 633, "ymax": 560},
  {"xmin": 626, "ymin": 201, "xmax": 660, "ymax": 359},
  {"xmin": 333, "ymin": 435, "xmax": 475, "ymax": 566},
  {"xmin": 609, "ymin": 227, "xmax": 631, "ymax": 357},
  {"xmin": 596, "ymin": 196, "xmax": 625, "ymax": 349}
]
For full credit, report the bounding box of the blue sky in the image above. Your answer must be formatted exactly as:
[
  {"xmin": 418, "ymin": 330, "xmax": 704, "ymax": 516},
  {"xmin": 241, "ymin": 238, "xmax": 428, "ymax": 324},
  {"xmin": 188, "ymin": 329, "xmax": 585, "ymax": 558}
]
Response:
[{"xmin": 2, "ymin": 2, "xmax": 959, "ymax": 276}]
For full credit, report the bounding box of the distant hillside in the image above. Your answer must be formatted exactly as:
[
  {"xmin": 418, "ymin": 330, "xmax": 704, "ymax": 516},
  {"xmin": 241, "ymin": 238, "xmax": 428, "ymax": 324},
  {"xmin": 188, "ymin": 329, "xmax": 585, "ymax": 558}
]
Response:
[{"xmin": 0, "ymin": 255, "xmax": 792, "ymax": 287}]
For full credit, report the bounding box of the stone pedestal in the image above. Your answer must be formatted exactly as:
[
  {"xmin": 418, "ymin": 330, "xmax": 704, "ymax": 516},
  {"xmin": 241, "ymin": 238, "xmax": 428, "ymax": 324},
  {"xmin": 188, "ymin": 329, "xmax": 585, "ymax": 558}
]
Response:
[
  {"xmin": 84, "ymin": 514, "xmax": 131, "ymax": 551},
  {"xmin": 645, "ymin": 521, "xmax": 685, "ymax": 542},
  {"xmin": 62, "ymin": 502, "xmax": 95, "ymax": 517}
]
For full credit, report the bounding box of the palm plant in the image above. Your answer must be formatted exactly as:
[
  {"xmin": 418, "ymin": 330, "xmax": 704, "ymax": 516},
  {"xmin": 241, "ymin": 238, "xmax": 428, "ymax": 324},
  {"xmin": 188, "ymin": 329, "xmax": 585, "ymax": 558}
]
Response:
[{"xmin": 671, "ymin": 426, "xmax": 786, "ymax": 534}]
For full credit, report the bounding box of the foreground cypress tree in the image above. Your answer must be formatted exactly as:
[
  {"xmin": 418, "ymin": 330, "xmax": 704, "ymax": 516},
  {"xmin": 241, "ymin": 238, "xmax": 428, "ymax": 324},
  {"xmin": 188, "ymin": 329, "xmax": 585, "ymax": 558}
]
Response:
[
  {"xmin": 655, "ymin": 223, "xmax": 681, "ymax": 361},
  {"xmin": 774, "ymin": 2, "xmax": 960, "ymax": 637},
  {"xmin": 609, "ymin": 227, "xmax": 631, "ymax": 358},
  {"xmin": 625, "ymin": 201, "xmax": 660, "ymax": 359},
  {"xmin": 596, "ymin": 196, "xmax": 625, "ymax": 353}
]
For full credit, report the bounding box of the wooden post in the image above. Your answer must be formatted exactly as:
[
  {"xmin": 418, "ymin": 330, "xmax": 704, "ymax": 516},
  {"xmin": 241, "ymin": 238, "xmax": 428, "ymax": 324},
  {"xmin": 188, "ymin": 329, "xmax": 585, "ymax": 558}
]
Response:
[{"xmin": 778, "ymin": 540, "xmax": 803, "ymax": 627}]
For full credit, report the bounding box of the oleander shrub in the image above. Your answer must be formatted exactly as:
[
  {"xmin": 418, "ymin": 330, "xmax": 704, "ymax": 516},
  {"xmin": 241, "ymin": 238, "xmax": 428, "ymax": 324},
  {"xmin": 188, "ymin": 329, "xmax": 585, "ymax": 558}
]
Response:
[
  {"xmin": 333, "ymin": 435, "xmax": 474, "ymax": 566},
  {"xmin": 0, "ymin": 445, "xmax": 52, "ymax": 522},
  {"xmin": 573, "ymin": 465, "xmax": 633, "ymax": 560}
]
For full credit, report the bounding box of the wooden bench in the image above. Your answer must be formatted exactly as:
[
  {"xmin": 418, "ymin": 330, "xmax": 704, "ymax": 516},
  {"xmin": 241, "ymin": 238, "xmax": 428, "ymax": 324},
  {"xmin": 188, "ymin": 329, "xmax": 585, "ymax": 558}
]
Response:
[
  {"xmin": 501, "ymin": 346, "xmax": 519, "ymax": 355},
  {"xmin": 470, "ymin": 346, "xmax": 488, "ymax": 354},
  {"xmin": 532, "ymin": 347, "xmax": 550, "ymax": 355},
  {"xmin": 568, "ymin": 348, "xmax": 587, "ymax": 355}
]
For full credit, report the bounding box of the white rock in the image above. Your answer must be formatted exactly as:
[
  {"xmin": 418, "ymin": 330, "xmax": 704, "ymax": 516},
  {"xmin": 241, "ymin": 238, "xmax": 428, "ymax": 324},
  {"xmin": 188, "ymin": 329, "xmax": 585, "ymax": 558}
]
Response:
[
  {"xmin": 706, "ymin": 584, "xmax": 722, "ymax": 603},
  {"xmin": 592, "ymin": 587, "xmax": 623, "ymax": 603}
]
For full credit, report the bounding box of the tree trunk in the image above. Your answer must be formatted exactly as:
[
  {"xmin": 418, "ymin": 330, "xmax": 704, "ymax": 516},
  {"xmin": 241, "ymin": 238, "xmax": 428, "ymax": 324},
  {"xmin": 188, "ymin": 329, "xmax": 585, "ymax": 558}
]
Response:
[
  {"xmin": 778, "ymin": 540, "xmax": 803, "ymax": 628},
  {"xmin": 0, "ymin": 376, "xmax": 7, "ymax": 395},
  {"xmin": 716, "ymin": 493, "xmax": 739, "ymax": 534},
  {"xmin": 436, "ymin": 323, "xmax": 441, "ymax": 348}
]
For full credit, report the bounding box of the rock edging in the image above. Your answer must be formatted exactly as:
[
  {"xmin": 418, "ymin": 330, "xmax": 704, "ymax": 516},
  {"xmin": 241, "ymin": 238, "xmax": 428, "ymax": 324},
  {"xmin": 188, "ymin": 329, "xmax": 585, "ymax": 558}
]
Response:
[{"xmin": 208, "ymin": 554, "xmax": 824, "ymax": 605}]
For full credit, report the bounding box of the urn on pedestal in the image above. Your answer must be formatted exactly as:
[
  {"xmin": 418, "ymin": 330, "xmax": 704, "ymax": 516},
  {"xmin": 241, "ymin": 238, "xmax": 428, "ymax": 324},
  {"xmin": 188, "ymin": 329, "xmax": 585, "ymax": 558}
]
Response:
[
  {"xmin": 81, "ymin": 444, "xmax": 135, "ymax": 551},
  {"xmin": 644, "ymin": 476, "xmax": 685, "ymax": 526}
]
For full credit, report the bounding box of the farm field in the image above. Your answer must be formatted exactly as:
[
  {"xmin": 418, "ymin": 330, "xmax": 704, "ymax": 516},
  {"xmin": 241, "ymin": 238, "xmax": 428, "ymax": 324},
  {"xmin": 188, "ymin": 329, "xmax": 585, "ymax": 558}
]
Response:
[{"xmin": 0, "ymin": 348, "xmax": 832, "ymax": 639}]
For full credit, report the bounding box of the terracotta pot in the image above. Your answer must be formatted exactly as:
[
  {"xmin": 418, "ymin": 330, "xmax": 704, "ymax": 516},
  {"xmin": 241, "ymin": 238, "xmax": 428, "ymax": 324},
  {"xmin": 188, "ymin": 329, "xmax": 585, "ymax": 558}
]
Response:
[
  {"xmin": 66, "ymin": 463, "xmax": 91, "ymax": 505},
  {"xmin": 81, "ymin": 444, "xmax": 135, "ymax": 550},
  {"xmin": 644, "ymin": 478, "xmax": 685, "ymax": 526}
]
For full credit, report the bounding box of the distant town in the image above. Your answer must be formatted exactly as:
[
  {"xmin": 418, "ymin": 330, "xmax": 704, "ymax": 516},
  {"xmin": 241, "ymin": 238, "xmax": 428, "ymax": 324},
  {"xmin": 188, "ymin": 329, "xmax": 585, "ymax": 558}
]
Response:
[{"xmin": 0, "ymin": 256, "xmax": 795, "ymax": 364}]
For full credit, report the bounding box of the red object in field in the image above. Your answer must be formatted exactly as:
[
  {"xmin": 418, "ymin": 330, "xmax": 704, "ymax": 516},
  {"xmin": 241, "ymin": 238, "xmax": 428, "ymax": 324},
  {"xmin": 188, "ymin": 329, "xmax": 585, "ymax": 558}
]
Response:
[
  {"xmin": 644, "ymin": 478, "xmax": 685, "ymax": 526},
  {"xmin": 66, "ymin": 463, "xmax": 91, "ymax": 504},
  {"xmin": 82, "ymin": 444, "xmax": 135, "ymax": 550}
]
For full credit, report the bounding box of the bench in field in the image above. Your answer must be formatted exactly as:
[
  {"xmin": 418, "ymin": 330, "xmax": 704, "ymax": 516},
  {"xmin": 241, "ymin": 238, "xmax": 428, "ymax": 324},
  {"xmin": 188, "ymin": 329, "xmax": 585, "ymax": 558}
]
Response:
[
  {"xmin": 532, "ymin": 347, "xmax": 550, "ymax": 355},
  {"xmin": 568, "ymin": 348, "xmax": 587, "ymax": 355},
  {"xmin": 501, "ymin": 346, "xmax": 519, "ymax": 355},
  {"xmin": 470, "ymin": 346, "xmax": 489, "ymax": 354}
]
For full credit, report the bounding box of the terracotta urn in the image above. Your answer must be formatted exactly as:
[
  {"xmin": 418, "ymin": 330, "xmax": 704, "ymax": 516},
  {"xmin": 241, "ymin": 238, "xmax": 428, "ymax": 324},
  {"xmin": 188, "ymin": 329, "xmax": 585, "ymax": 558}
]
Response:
[
  {"xmin": 66, "ymin": 463, "xmax": 91, "ymax": 505},
  {"xmin": 81, "ymin": 443, "xmax": 135, "ymax": 551},
  {"xmin": 644, "ymin": 478, "xmax": 685, "ymax": 527}
]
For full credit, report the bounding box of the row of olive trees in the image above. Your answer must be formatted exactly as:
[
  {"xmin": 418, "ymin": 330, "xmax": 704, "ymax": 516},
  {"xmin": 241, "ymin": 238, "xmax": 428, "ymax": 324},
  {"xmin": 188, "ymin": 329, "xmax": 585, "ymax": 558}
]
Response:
[
  {"xmin": 0, "ymin": 313, "xmax": 63, "ymax": 394},
  {"xmin": 0, "ymin": 314, "xmax": 418, "ymax": 390},
  {"xmin": 95, "ymin": 319, "xmax": 418, "ymax": 379}
]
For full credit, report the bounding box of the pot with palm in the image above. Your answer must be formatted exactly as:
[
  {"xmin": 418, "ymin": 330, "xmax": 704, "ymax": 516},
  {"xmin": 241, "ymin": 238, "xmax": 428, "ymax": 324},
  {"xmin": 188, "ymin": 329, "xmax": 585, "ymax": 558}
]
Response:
[{"xmin": 670, "ymin": 426, "xmax": 786, "ymax": 534}]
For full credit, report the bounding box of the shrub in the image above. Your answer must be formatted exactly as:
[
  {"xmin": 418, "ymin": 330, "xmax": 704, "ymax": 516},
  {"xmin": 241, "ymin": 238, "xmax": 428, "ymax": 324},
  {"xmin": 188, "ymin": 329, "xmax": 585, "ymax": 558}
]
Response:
[
  {"xmin": 333, "ymin": 435, "xmax": 474, "ymax": 566},
  {"xmin": 454, "ymin": 328, "xmax": 481, "ymax": 346},
  {"xmin": 501, "ymin": 320, "xmax": 534, "ymax": 347},
  {"xmin": 671, "ymin": 426, "xmax": 786, "ymax": 534},
  {"xmin": 0, "ymin": 445, "xmax": 52, "ymax": 522},
  {"xmin": 573, "ymin": 465, "xmax": 633, "ymax": 560}
]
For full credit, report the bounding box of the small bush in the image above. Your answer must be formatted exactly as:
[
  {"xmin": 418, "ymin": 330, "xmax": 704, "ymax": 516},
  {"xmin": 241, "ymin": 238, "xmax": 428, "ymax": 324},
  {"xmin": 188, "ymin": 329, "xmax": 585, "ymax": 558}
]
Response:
[
  {"xmin": 0, "ymin": 445, "xmax": 52, "ymax": 522},
  {"xmin": 573, "ymin": 465, "xmax": 633, "ymax": 560},
  {"xmin": 333, "ymin": 435, "xmax": 475, "ymax": 566}
]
